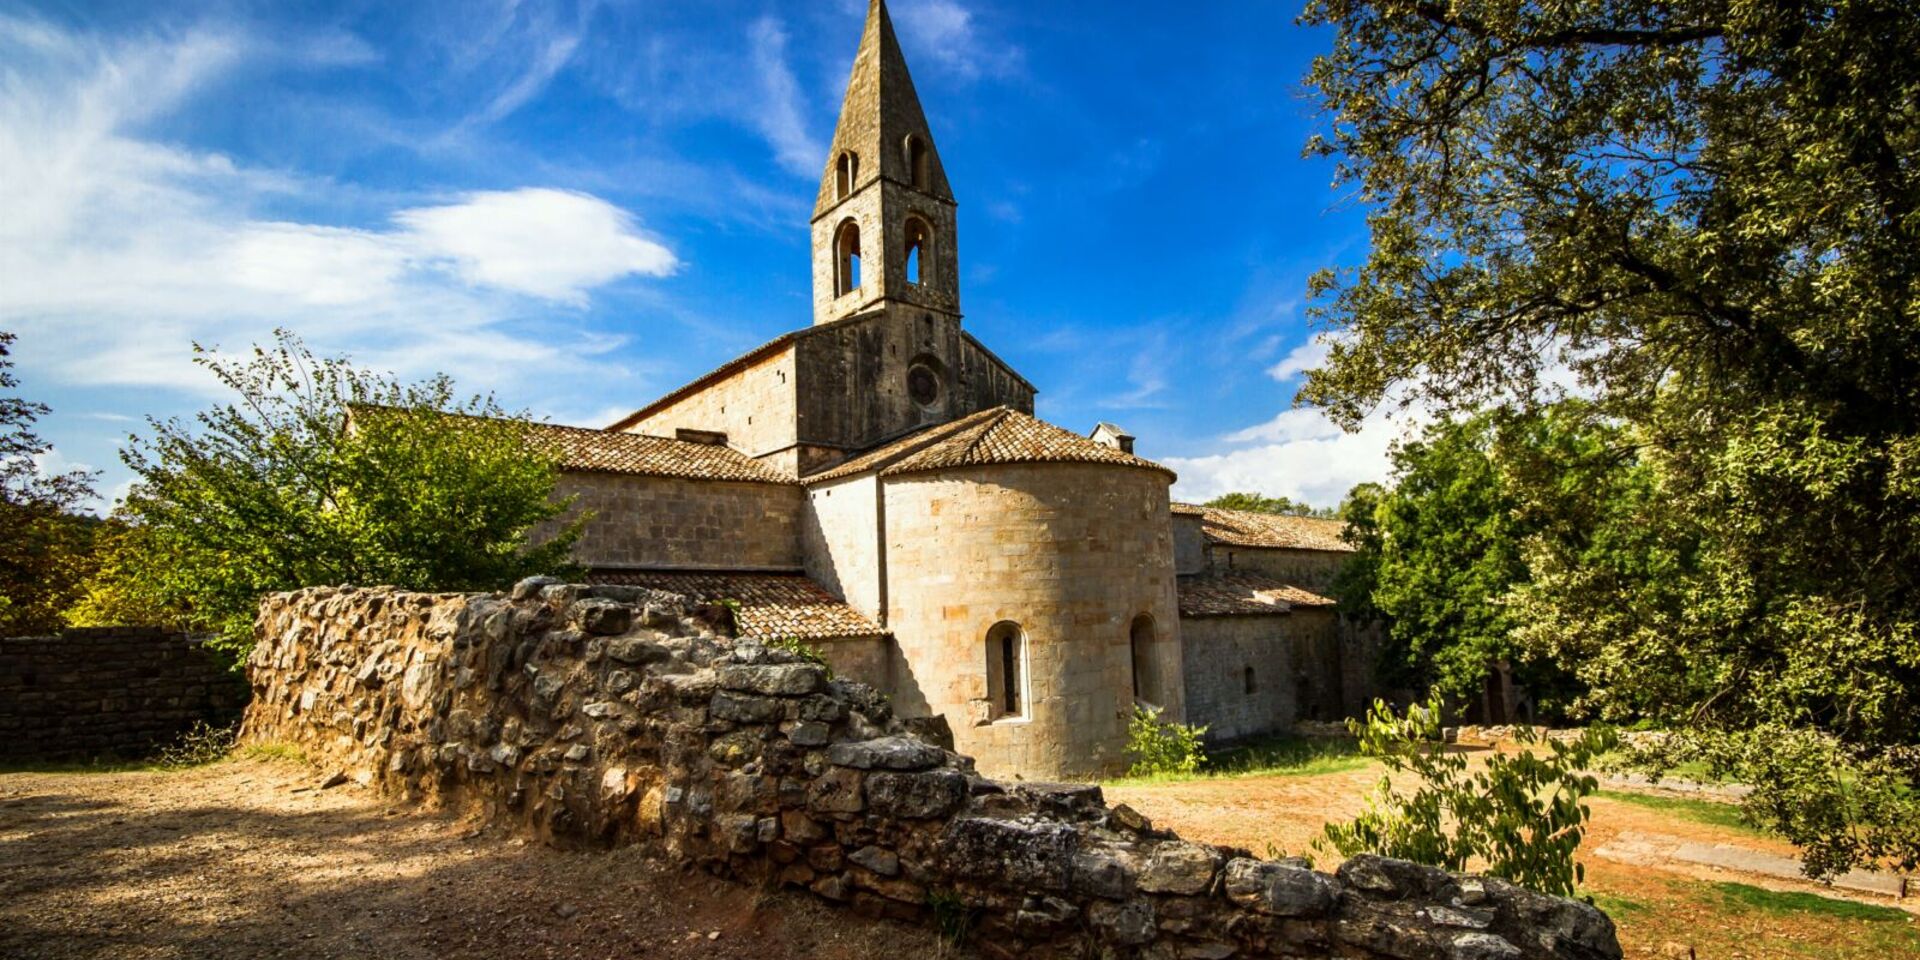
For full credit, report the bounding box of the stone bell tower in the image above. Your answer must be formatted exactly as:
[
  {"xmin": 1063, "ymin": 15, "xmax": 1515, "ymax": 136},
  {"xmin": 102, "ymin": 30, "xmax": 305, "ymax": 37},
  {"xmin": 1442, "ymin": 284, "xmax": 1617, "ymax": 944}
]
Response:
[{"xmin": 811, "ymin": 0, "xmax": 960, "ymax": 329}]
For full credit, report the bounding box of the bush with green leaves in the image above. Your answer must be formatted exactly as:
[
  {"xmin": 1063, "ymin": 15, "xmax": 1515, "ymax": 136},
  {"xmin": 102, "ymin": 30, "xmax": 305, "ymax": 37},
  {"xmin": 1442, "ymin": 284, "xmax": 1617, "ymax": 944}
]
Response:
[
  {"xmin": 1319, "ymin": 699, "xmax": 1616, "ymax": 897},
  {"xmin": 102, "ymin": 331, "xmax": 584, "ymax": 659},
  {"xmin": 1125, "ymin": 705, "xmax": 1208, "ymax": 778}
]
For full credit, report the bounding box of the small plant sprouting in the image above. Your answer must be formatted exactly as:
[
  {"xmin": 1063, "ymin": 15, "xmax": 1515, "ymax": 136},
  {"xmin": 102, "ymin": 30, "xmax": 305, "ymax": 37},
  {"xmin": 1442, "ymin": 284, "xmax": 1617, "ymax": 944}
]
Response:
[
  {"xmin": 926, "ymin": 888, "xmax": 978, "ymax": 947},
  {"xmin": 1125, "ymin": 705, "xmax": 1208, "ymax": 778},
  {"xmin": 153, "ymin": 721, "xmax": 239, "ymax": 769}
]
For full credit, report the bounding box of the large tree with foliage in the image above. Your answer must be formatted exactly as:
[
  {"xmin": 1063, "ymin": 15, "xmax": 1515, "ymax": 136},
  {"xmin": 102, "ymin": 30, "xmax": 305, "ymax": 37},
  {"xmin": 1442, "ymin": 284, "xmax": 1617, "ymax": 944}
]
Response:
[
  {"xmin": 0, "ymin": 331, "xmax": 100, "ymax": 635},
  {"xmin": 110, "ymin": 332, "xmax": 584, "ymax": 658},
  {"xmin": 1334, "ymin": 407, "xmax": 1604, "ymax": 715},
  {"xmin": 1203, "ymin": 492, "xmax": 1335, "ymax": 517},
  {"xmin": 1299, "ymin": 0, "xmax": 1920, "ymax": 875}
]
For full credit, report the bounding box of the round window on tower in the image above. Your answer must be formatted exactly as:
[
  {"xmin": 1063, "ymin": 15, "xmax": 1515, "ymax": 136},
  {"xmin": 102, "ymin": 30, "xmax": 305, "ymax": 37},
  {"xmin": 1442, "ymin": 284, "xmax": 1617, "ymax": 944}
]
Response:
[{"xmin": 907, "ymin": 359, "xmax": 943, "ymax": 408}]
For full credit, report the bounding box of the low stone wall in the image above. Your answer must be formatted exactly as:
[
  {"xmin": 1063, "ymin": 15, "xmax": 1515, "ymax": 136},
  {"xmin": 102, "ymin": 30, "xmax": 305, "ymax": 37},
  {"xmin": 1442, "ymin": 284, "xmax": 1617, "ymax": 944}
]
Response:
[
  {"xmin": 243, "ymin": 584, "xmax": 1621, "ymax": 960},
  {"xmin": 0, "ymin": 628, "xmax": 248, "ymax": 761}
]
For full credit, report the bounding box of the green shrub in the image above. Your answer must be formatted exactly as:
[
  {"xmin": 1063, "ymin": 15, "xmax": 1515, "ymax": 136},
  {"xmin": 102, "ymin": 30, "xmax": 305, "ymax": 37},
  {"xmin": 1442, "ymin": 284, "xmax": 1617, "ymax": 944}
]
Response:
[
  {"xmin": 1318, "ymin": 698, "xmax": 1616, "ymax": 897},
  {"xmin": 153, "ymin": 721, "xmax": 239, "ymax": 769},
  {"xmin": 1126, "ymin": 705, "xmax": 1208, "ymax": 777}
]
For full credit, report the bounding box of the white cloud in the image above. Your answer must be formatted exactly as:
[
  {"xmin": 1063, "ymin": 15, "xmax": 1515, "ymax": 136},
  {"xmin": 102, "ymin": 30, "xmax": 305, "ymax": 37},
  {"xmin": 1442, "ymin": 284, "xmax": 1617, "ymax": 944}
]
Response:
[
  {"xmin": 473, "ymin": 31, "xmax": 580, "ymax": 127},
  {"xmin": 1165, "ymin": 402, "xmax": 1430, "ymax": 508},
  {"xmin": 747, "ymin": 17, "xmax": 825, "ymax": 176},
  {"xmin": 891, "ymin": 0, "xmax": 1023, "ymax": 80},
  {"xmin": 395, "ymin": 189, "xmax": 679, "ymax": 302},
  {"xmin": 0, "ymin": 18, "xmax": 674, "ymax": 399},
  {"xmin": 1267, "ymin": 337, "xmax": 1330, "ymax": 382}
]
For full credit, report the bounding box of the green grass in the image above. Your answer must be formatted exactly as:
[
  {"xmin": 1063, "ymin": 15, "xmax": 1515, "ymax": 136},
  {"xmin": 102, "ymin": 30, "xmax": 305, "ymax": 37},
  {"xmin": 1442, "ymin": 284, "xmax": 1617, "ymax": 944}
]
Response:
[
  {"xmin": 239, "ymin": 741, "xmax": 310, "ymax": 764},
  {"xmin": 1108, "ymin": 735, "xmax": 1372, "ymax": 785},
  {"xmin": 1588, "ymin": 892, "xmax": 1652, "ymax": 919},
  {"xmin": 1595, "ymin": 789, "xmax": 1764, "ymax": 835},
  {"xmin": 0, "ymin": 756, "xmax": 169, "ymax": 776},
  {"xmin": 1712, "ymin": 882, "xmax": 1913, "ymax": 923}
]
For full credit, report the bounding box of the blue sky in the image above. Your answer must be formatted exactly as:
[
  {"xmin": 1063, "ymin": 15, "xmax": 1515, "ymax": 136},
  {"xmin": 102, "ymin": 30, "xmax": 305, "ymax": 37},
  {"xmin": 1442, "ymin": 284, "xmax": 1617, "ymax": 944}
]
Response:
[{"xmin": 2, "ymin": 0, "xmax": 1419, "ymax": 510}]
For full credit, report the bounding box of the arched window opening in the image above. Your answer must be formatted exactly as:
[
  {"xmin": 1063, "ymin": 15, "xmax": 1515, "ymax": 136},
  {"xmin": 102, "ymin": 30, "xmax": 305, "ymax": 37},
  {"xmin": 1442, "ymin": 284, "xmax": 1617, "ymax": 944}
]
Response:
[
  {"xmin": 836, "ymin": 151, "xmax": 859, "ymax": 200},
  {"xmin": 835, "ymin": 219, "xmax": 862, "ymax": 296},
  {"xmin": 904, "ymin": 135, "xmax": 929, "ymax": 190},
  {"xmin": 1244, "ymin": 666, "xmax": 1257, "ymax": 695},
  {"xmin": 1130, "ymin": 614, "xmax": 1161, "ymax": 708},
  {"xmin": 985, "ymin": 621, "xmax": 1027, "ymax": 720},
  {"xmin": 903, "ymin": 217, "xmax": 932, "ymax": 287}
]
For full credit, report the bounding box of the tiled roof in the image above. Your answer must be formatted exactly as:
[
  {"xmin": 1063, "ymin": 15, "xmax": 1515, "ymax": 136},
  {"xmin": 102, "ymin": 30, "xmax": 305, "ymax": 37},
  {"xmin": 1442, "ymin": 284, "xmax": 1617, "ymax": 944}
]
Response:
[
  {"xmin": 346, "ymin": 405, "xmax": 793, "ymax": 485},
  {"xmin": 807, "ymin": 407, "xmax": 1176, "ymax": 483},
  {"xmin": 587, "ymin": 571, "xmax": 887, "ymax": 641},
  {"xmin": 1177, "ymin": 574, "xmax": 1339, "ymax": 618},
  {"xmin": 1170, "ymin": 502, "xmax": 1206, "ymax": 517},
  {"xmin": 521, "ymin": 421, "xmax": 794, "ymax": 484},
  {"xmin": 1170, "ymin": 505, "xmax": 1354, "ymax": 553}
]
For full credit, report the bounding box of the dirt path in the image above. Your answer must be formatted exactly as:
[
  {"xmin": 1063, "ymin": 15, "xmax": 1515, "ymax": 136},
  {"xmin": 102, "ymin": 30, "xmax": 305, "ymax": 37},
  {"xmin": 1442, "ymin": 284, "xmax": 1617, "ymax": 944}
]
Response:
[
  {"xmin": 1107, "ymin": 769, "xmax": 1920, "ymax": 960},
  {"xmin": 0, "ymin": 758, "xmax": 962, "ymax": 960}
]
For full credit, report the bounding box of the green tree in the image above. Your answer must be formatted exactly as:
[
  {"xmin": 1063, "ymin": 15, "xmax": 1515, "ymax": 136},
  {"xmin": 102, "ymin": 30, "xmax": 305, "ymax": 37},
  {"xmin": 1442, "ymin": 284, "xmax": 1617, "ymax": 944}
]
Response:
[
  {"xmin": 1299, "ymin": 0, "xmax": 1920, "ymax": 875},
  {"xmin": 0, "ymin": 331, "xmax": 101, "ymax": 635},
  {"xmin": 112, "ymin": 331, "xmax": 585, "ymax": 658},
  {"xmin": 1203, "ymin": 491, "xmax": 1336, "ymax": 518},
  {"xmin": 1366, "ymin": 412, "xmax": 1526, "ymax": 699}
]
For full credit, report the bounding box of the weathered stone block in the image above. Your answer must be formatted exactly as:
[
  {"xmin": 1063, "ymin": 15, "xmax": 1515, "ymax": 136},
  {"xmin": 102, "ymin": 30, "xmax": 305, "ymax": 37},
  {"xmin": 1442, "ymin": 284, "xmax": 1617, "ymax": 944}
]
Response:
[
  {"xmin": 806, "ymin": 766, "xmax": 865, "ymax": 814},
  {"xmin": 866, "ymin": 769, "xmax": 967, "ymax": 819},
  {"xmin": 1138, "ymin": 841, "xmax": 1221, "ymax": 896},
  {"xmin": 826, "ymin": 736, "xmax": 944, "ymax": 771},
  {"xmin": 719, "ymin": 663, "xmax": 828, "ymax": 697},
  {"xmin": 1224, "ymin": 858, "xmax": 1339, "ymax": 917},
  {"xmin": 711, "ymin": 691, "xmax": 785, "ymax": 724}
]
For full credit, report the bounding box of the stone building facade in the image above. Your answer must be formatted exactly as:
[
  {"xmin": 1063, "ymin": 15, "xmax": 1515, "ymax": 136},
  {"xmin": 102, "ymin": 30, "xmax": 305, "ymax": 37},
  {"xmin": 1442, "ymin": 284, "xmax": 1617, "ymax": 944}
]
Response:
[{"xmin": 462, "ymin": 0, "xmax": 1381, "ymax": 779}]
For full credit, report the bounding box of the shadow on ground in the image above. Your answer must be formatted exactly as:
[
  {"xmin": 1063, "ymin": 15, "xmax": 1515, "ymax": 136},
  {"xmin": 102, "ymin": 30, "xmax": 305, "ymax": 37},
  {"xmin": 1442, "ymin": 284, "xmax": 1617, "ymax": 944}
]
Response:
[{"xmin": 0, "ymin": 760, "xmax": 962, "ymax": 960}]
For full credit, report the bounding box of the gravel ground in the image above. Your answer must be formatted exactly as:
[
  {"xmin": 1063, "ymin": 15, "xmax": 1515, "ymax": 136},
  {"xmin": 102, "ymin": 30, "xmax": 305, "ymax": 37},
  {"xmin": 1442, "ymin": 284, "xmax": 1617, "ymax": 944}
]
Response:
[{"xmin": 0, "ymin": 757, "xmax": 965, "ymax": 960}]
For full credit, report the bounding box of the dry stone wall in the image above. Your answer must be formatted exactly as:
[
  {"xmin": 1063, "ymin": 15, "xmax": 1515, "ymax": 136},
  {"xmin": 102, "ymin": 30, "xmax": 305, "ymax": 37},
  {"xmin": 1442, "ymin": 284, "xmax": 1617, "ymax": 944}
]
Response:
[
  {"xmin": 0, "ymin": 628, "xmax": 248, "ymax": 760},
  {"xmin": 243, "ymin": 584, "xmax": 1621, "ymax": 960}
]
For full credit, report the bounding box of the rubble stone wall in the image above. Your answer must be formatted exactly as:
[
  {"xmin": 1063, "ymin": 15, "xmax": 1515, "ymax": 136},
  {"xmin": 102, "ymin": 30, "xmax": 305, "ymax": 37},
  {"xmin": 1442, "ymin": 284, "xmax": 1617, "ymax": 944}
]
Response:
[
  {"xmin": 242, "ymin": 584, "xmax": 1620, "ymax": 960},
  {"xmin": 0, "ymin": 628, "xmax": 248, "ymax": 760}
]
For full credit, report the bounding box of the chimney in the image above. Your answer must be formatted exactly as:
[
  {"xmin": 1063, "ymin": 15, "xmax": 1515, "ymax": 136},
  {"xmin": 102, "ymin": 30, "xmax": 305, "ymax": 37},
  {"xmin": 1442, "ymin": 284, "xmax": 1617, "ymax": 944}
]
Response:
[{"xmin": 1089, "ymin": 422, "xmax": 1135, "ymax": 455}]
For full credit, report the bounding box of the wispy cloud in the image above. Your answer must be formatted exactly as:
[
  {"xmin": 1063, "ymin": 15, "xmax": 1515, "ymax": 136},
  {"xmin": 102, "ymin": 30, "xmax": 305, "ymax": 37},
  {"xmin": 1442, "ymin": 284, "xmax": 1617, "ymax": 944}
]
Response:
[
  {"xmin": 747, "ymin": 17, "xmax": 825, "ymax": 176},
  {"xmin": 0, "ymin": 16, "xmax": 674, "ymax": 400},
  {"xmin": 891, "ymin": 0, "xmax": 1023, "ymax": 81}
]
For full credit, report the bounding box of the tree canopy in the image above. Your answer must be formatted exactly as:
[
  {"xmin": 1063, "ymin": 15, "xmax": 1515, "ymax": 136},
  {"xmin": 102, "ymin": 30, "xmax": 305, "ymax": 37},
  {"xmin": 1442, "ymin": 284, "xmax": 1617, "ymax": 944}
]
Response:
[
  {"xmin": 109, "ymin": 332, "xmax": 585, "ymax": 658},
  {"xmin": 1300, "ymin": 0, "xmax": 1920, "ymax": 875},
  {"xmin": 1202, "ymin": 492, "xmax": 1335, "ymax": 517},
  {"xmin": 0, "ymin": 331, "xmax": 100, "ymax": 635}
]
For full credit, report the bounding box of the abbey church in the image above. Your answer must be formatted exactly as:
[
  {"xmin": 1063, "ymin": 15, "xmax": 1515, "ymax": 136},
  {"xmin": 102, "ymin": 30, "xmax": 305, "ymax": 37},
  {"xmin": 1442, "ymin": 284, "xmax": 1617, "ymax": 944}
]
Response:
[{"xmin": 512, "ymin": 0, "xmax": 1380, "ymax": 779}]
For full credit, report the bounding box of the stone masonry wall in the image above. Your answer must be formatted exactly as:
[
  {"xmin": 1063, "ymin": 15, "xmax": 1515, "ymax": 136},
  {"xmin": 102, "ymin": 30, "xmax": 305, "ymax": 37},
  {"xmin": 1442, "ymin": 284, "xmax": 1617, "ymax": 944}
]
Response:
[
  {"xmin": 1178, "ymin": 616, "xmax": 1301, "ymax": 744},
  {"xmin": 0, "ymin": 628, "xmax": 248, "ymax": 760},
  {"xmin": 243, "ymin": 583, "xmax": 1619, "ymax": 960},
  {"xmin": 542, "ymin": 472, "xmax": 806, "ymax": 573}
]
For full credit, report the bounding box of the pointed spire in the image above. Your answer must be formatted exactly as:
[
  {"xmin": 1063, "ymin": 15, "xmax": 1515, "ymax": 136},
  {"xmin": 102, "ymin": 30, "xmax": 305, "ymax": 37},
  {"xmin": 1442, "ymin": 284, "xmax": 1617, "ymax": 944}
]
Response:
[{"xmin": 813, "ymin": 0, "xmax": 954, "ymax": 219}]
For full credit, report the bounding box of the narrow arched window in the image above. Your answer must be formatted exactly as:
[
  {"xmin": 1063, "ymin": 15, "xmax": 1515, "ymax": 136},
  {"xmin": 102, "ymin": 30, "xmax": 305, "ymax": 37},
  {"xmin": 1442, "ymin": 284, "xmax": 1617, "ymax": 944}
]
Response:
[
  {"xmin": 1130, "ymin": 614, "xmax": 1160, "ymax": 707},
  {"xmin": 904, "ymin": 135, "xmax": 928, "ymax": 190},
  {"xmin": 835, "ymin": 219, "xmax": 862, "ymax": 296},
  {"xmin": 985, "ymin": 621, "xmax": 1027, "ymax": 720},
  {"xmin": 836, "ymin": 151, "xmax": 858, "ymax": 200},
  {"xmin": 903, "ymin": 217, "xmax": 931, "ymax": 286}
]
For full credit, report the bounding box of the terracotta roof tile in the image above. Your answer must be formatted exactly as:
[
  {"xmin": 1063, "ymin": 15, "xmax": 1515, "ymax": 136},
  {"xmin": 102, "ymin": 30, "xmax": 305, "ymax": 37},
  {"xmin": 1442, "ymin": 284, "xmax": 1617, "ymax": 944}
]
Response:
[
  {"xmin": 1177, "ymin": 574, "xmax": 1338, "ymax": 617},
  {"xmin": 587, "ymin": 571, "xmax": 887, "ymax": 641},
  {"xmin": 1173, "ymin": 505, "xmax": 1354, "ymax": 553},
  {"xmin": 521, "ymin": 421, "xmax": 794, "ymax": 484},
  {"xmin": 807, "ymin": 407, "xmax": 1175, "ymax": 483},
  {"xmin": 347, "ymin": 406, "xmax": 793, "ymax": 485}
]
